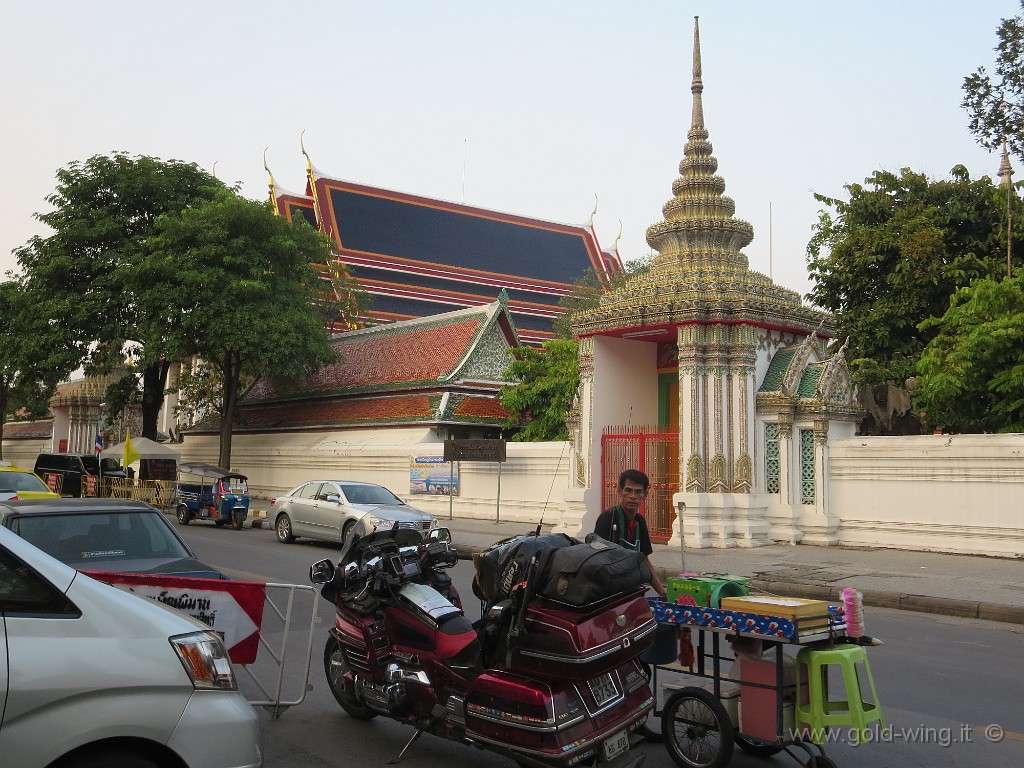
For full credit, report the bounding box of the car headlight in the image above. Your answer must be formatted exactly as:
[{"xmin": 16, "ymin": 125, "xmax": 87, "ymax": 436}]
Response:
[
  {"xmin": 366, "ymin": 516, "xmax": 397, "ymax": 531},
  {"xmin": 170, "ymin": 630, "xmax": 238, "ymax": 691}
]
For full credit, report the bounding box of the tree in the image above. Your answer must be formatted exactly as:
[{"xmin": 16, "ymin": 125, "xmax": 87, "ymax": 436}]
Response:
[
  {"xmin": 499, "ymin": 339, "xmax": 580, "ymax": 441},
  {"xmin": 552, "ymin": 257, "xmax": 652, "ymax": 338},
  {"xmin": 962, "ymin": 2, "xmax": 1024, "ymax": 160},
  {"xmin": 14, "ymin": 153, "xmax": 228, "ymax": 440},
  {"xmin": 914, "ymin": 270, "xmax": 1024, "ymax": 433},
  {"xmin": 806, "ymin": 166, "xmax": 1015, "ymax": 395},
  {"xmin": 0, "ymin": 280, "xmax": 81, "ymax": 458},
  {"xmin": 134, "ymin": 191, "xmax": 352, "ymax": 467}
]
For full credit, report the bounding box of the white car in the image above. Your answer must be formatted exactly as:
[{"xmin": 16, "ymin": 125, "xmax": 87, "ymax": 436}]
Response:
[
  {"xmin": 271, "ymin": 480, "xmax": 438, "ymax": 545},
  {"xmin": 0, "ymin": 525, "xmax": 262, "ymax": 768}
]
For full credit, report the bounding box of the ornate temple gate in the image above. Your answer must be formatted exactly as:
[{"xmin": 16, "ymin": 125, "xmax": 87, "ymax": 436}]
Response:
[{"xmin": 601, "ymin": 426, "xmax": 679, "ymax": 541}]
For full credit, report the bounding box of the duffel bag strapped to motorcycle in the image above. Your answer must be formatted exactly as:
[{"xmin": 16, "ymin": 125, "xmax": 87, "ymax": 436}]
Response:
[
  {"xmin": 474, "ymin": 532, "xmax": 578, "ymax": 604},
  {"xmin": 536, "ymin": 534, "xmax": 652, "ymax": 606}
]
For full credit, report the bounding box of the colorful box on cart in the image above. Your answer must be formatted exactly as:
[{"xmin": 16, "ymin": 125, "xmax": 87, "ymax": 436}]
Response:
[
  {"xmin": 666, "ymin": 574, "xmax": 751, "ymax": 607},
  {"xmin": 720, "ymin": 596, "xmax": 831, "ymax": 637}
]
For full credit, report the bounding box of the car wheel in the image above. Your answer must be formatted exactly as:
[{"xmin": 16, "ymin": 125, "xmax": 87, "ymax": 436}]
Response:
[
  {"xmin": 57, "ymin": 748, "xmax": 159, "ymax": 768},
  {"xmin": 325, "ymin": 636, "xmax": 377, "ymax": 720},
  {"xmin": 276, "ymin": 513, "xmax": 295, "ymax": 543},
  {"xmin": 341, "ymin": 518, "xmax": 356, "ymax": 545},
  {"xmin": 176, "ymin": 505, "xmax": 191, "ymax": 525},
  {"xmin": 232, "ymin": 511, "xmax": 244, "ymax": 530}
]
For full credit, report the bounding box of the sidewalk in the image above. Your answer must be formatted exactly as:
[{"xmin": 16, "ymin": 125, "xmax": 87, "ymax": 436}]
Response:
[{"xmin": 441, "ymin": 515, "xmax": 1024, "ymax": 625}]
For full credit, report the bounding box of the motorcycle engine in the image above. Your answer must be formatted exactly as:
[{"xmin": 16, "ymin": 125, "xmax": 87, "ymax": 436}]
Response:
[{"xmin": 354, "ymin": 662, "xmax": 429, "ymax": 712}]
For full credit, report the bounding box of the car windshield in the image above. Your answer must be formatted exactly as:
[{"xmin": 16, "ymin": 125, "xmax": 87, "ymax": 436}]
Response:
[
  {"xmin": 340, "ymin": 484, "xmax": 404, "ymax": 506},
  {"xmin": 80, "ymin": 455, "xmax": 100, "ymax": 474},
  {"xmin": 0, "ymin": 471, "xmax": 50, "ymax": 493},
  {"xmin": 15, "ymin": 511, "xmax": 193, "ymax": 563}
]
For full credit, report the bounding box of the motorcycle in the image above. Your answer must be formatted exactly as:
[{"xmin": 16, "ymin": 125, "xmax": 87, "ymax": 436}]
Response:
[{"xmin": 309, "ymin": 518, "xmax": 657, "ymax": 768}]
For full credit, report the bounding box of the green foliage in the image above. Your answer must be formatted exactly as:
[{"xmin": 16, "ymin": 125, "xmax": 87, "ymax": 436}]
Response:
[
  {"xmin": 135, "ymin": 191, "xmax": 345, "ymax": 466},
  {"xmin": 962, "ymin": 2, "xmax": 1024, "ymax": 158},
  {"xmin": 0, "ymin": 280, "xmax": 82, "ymax": 457},
  {"xmin": 806, "ymin": 167, "xmax": 1015, "ymax": 389},
  {"xmin": 552, "ymin": 257, "xmax": 652, "ymax": 338},
  {"xmin": 499, "ymin": 339, "xmax": 580, "ymax": 441},
  {"xmin": 915, "ymin": 270, "xmax": 1024, "ymax": 433},
  {"xmin": 14, "ymin": 152, "xmax": 228, "ymax": 438}
]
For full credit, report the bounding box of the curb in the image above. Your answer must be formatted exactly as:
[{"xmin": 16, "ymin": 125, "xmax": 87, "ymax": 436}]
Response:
[{"xmin": 451, "ymin": 551, "xmax": 1024, "ymax": 627}]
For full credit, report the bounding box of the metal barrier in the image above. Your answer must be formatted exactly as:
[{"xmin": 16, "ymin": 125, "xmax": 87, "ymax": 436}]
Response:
[
  {"xmin": 237, "ymin": 582, "xmax": 319, "ymax": 718},
  {"xmin": 102, "ymin": 478, "xmax": 176, "ymax": 506}
]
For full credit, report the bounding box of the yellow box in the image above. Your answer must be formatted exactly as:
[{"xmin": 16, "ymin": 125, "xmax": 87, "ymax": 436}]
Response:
[{"xmin": 719, "ymin": 595, "xmax": 831, "ymax": 636}]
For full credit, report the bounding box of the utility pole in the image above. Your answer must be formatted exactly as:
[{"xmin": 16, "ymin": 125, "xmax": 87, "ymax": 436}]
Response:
[{"xmin": 999, "ymin": 141, "xmax": 1014, "ymax": 279}]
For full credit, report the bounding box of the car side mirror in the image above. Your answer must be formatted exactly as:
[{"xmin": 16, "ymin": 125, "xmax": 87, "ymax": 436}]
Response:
[
  {"xmin": 427, "ymin": 527, "xmax": 451, "ymax": 544},
  {"xmin": 325, "ymin": 494, "xmax": 341, "ymax": 504},
  {"xmin": 309, "ymin": 558, "xmax": 336, "ymax": 584}
]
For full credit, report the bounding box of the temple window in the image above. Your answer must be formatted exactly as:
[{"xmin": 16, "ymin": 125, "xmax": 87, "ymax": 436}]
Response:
[
  {"xmin": 764, "ymin": 422, "xmax": 780, "ymax": 494},
  {"xmin": 800, "ymin": 428, "xmax": 815, "ymax": 504}
]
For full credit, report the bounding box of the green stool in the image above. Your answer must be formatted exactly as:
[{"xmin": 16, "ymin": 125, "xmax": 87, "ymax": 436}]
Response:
[{"xmin": 795, "ymin": 644, "xmax": 884, "ymax": 745}]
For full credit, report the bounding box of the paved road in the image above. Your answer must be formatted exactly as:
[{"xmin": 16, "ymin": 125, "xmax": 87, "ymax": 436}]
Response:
[{"xmin": 176, "ymin": 521, "xmax": 1024, "ymax": 767}]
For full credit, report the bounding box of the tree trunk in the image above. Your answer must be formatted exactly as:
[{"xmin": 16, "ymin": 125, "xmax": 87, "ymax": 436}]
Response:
[
  {"xmin": 218, "ymin": 351, "xmax": 241, "ymax": 469},
  {"xmin": 140, "ymin": 359, "xmax": 171, "ymax": 440},
  {"xmin": 0, "ymin": 387, "xmax": 7, "ymax": 460}
]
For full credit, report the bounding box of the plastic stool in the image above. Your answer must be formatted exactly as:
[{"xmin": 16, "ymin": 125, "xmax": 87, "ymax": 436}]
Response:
[{"xmin": 795, "ymin": 644, "xmax": 884, "ymax": 745}]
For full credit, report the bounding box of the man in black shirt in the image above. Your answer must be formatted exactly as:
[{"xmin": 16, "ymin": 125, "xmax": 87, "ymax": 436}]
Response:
[{"xmin": 594, "ymin": 468, "xmax": 665, "ymax": 597}]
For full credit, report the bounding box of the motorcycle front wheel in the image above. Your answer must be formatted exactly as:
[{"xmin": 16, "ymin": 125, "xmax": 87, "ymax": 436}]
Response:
[{"xmin": 324, "ymin": 637, "xmax": 377, "ymax": 720}]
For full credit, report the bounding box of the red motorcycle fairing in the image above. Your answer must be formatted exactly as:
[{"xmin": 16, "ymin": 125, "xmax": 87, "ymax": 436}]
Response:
[{"xmin": 462, "ymin": 660, "xmax": 653, "ymax": 766}]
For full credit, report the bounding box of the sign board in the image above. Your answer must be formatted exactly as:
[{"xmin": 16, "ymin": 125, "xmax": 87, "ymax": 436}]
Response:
[
  {"xmin": 443, "ymin": 439, "xmax": 507, "ymax": 463},
  {"xmin": 85, "ymin": 571, "xmax": 267, "ymax": 664},
  {"xmin": 410, "ymin": 456, "xmax": 459, "ymax": 496}
]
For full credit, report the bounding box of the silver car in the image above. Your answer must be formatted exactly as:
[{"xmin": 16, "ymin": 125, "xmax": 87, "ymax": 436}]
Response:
[
  {"xmin": 271, "ymin": 480, "xmax": 438, "ymax": 545},
  {"xmin": 0, "ymin": 525, "xmax": 262, "ymax": 768}
]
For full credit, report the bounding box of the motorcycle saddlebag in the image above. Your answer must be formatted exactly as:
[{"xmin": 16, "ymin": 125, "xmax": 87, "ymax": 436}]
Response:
[
  {"xmin": 536, "ymin": 535, "xmax": 651, "ymax": 607},
  {"xmin": 512, "ymin": 590, "xmax": 657, "ymax": 680}
]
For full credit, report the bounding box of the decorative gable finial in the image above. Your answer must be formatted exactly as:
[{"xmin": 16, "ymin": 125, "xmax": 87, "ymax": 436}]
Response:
[
  {"xmin": 497, "ymin": 288, "xmax": 509, "ymax": 304},
  {"xmin": 263, "ymin": 148, "xmax": 278, "ymax": 211}
]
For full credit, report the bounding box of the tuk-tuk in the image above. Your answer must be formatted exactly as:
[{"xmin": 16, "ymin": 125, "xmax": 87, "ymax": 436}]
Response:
[{"xmin": 174, "ymin": 462, "xmax": 250, "ymax": 530}]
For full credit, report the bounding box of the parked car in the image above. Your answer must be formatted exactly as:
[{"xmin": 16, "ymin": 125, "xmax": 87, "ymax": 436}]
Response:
[
  {"xmin": 0, "ymin": 461, "xmax": 61, "ymax": 501},
  {"xmin": 0, "ymin": 498, "xmax": 228, "ymax": 579},
  {"xmin": 0, "ymin": 524, "xmax": 262, "ymax": 768},
  {"xmin": 271, "ymin": 480, "xmax": 438, "ymax": 545},
  {"xmin": 32, "ymin": 452, "xmax": 127, "ymax": 497}
]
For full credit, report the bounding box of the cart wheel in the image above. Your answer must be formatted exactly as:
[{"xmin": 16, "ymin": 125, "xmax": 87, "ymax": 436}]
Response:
[
  {"xmin": 276, "ymin": 514, "xmax": 295, "ymax": 543},
  {"xmin": 661, "ymin": 687, "xmax": 735, "ymax": 768},
  {"xmin": 734, "ymin": 734, "xmax": 783, "ymax": 757},
  {"xmin": 231, "ymin": 511, "xmax": 244, "ymax": 530},
  {"xmin": 176, "ymin": 506, "xmax": 191, "ymax": 525}
]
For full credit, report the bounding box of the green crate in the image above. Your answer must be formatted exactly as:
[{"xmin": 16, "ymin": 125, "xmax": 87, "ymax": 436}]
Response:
[{"xmin": 667, "ymin": 574, "xmax": 751, "ymax": 607}]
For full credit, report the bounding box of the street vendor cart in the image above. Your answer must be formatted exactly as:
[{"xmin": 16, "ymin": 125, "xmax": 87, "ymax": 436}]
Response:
[
  {"xmin": 645, "ymin": 594, "xmax": 884, "ymax": 768},
  {"xmin": 174, "ymin": 462, "xmax": 250, "ymax": 530}
]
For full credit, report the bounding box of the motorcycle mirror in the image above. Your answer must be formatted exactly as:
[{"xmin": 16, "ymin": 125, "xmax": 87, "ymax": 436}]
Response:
[
  {"xmin": 428, "ymin": 527, "xmax": 452, "ymax": 543},
  {"xmin": 309, "ymin": 558, "xmax": 336, "ymax": 584}
]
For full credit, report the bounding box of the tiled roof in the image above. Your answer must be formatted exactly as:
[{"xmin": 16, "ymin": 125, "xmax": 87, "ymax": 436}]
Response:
[
  {"xmin": 194, "ymin": 394, "xmax": 438, "ymax": 432},
  {"xmin": 1, "ymin": 419, "xmax": 53, "ymax": 439},
  {"xmin": 758, "ymin": 349, "xmax": 796, "ymax": 393},
  {"xmin": 450, "ymin": 395, "xmax": 508, "ymax": 421},
  {"xmin": 797, "ymin": 363, "xmax": 827, "ymax": 398}
]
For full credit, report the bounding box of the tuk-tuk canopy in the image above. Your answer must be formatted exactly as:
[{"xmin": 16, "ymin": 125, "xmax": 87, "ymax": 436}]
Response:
[{"xmin": 177, "ymin": 461, "xmax": 247, "ymax": 481}]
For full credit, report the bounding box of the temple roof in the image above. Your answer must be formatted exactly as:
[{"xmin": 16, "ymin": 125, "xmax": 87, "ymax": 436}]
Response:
[
  {"xmin": 571, "ymin": 16, "xmax": 831, "ymax": 343},
  {"xmin": 191, "ymin": 298, "xmax": 518, "ymax": 434},
  {"xmin": 269, "ymin": 159, "xmax": 622, "ymax": 345}
]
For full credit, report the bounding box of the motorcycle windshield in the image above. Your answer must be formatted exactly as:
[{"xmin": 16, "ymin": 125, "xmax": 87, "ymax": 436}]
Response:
[{"xmin": 338, "ymin": 526, "xmax": 424, "ymax": 566}]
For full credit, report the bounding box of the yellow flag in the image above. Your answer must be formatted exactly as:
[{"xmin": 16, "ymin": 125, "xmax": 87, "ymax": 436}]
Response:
[{"xmin": 124, "ymin": 432, "xmax": 141, "ymax": 467}]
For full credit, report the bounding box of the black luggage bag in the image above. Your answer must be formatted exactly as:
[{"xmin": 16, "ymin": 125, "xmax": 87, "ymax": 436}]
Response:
[{"xmin": 536, "ymin": 534, "xmax": 652, "ymax": 606}]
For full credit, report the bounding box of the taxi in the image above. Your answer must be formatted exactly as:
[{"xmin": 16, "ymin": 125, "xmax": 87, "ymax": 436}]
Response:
[{"xmin": 0, "ymin": 461, "xmax": 61, "ymax": 501}]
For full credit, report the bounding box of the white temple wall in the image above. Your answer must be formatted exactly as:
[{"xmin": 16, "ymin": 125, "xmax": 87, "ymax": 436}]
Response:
[{"xmin": 829, "ymin": 433, "xmax": 1024, "ymax": 557}]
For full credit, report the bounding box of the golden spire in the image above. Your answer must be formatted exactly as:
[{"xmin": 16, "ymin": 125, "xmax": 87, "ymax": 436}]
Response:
[{"xmin": 263, "ymin": 148, "xmax": 279, "ymax": 212}]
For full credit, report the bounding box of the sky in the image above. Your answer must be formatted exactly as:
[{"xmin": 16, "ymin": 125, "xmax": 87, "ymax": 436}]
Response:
[{"xmin": 1, "ymin": 1, "xmax": 1020, "ymax": 301}]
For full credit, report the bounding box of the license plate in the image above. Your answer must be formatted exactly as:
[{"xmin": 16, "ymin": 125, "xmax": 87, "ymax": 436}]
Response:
[
  {"xmin": 603, "ymin": 730, "xmax": 629, "ymax": 761},
  {"xmin": 588, "ymin": 672, "xmax": 619, "ymax": 707}
]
